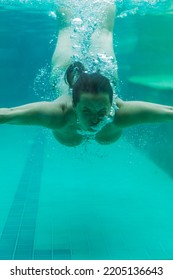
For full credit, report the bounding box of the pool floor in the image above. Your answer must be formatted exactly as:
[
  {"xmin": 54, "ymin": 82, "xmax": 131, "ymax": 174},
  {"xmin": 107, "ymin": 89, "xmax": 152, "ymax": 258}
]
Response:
[{"xmin": 0, "ymin": 126, "xmax": 173, "ymax": 260}]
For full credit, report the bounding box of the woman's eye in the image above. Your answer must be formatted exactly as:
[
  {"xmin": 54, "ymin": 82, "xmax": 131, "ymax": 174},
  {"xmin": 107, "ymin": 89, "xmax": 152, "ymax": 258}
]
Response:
[
  {"xmin": 100, "ymin": 111, "xmax": 107, "ymax": 116},
  {"xmin": 83, "ymin": 110, "xmax": 90, "ymax": 114}
]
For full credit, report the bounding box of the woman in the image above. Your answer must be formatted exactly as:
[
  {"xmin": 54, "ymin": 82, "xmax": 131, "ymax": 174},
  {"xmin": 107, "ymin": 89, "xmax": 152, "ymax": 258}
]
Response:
[{"xmin": 0, "ymin": 1, "xmax": 173, "ymax": 147}]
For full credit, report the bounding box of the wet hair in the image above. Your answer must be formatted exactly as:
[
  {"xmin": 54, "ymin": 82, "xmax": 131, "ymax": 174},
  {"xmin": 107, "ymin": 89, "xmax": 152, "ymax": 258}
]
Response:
[{"xmin": 64, "ymin": 62, "xmax": 113, "ymax": 106}]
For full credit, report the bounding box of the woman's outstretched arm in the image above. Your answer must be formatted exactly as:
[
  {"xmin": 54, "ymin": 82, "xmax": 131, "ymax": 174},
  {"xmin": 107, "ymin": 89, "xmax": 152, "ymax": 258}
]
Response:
[
  {"xmin": 116, "ymin": 100, "xmax": 173, "ymax": 128},
  {"xmin": 0, "ymin": 101, "xmax": 64, "ymax": 129}
]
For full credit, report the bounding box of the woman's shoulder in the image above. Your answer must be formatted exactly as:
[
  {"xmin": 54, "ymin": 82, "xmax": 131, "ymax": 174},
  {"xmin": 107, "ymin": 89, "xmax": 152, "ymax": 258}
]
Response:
[
  {"xmin": 115, "ymin": 97, "xmax": 124, "ymax": 108},
  {"xmin": 53, "ymin": 95, "xmax": 74, "ymax": 113}
]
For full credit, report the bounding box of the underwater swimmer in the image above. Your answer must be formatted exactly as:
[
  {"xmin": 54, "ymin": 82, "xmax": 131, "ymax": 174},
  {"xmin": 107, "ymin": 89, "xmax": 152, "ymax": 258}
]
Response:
[{"xmin": 0, "ymin": 2, "xmax": 173, "ymax": 147}]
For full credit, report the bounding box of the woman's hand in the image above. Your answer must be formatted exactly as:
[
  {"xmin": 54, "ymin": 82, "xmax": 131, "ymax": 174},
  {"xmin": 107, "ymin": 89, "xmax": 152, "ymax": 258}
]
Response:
[{"xmin": 0, "ymin": 108, "xmax": 10, "ymax": 124}]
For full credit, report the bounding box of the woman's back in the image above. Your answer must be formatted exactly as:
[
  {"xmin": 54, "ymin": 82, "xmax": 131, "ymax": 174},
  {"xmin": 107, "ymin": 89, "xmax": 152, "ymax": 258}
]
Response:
[{"xmin": 50, "ymin": 3, "xmax": 117, "ymax": 97}]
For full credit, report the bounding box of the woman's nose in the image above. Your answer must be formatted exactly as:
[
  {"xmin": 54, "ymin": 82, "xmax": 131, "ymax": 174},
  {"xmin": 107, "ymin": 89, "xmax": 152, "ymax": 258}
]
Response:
[{"xmin": 91, "ymin": 115, "xmax": 99, "ymax": 125}]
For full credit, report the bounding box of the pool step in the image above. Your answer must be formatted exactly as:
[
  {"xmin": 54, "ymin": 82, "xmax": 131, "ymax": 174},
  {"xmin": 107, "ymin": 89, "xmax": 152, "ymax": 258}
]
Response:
[{"xmin": 128, "ymin": 75, "xmax": 173, "ymax": 90}]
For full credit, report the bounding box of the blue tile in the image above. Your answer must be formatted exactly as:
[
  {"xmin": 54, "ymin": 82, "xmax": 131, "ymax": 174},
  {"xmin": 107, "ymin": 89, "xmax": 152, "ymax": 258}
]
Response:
[
  {"xmin": 0, "ymin": 234, "xmax": 17, "ymax": 240},
  {"xmin": 1, "ymin": 228, "xmax": 19, "ymax": 235},
  {"xmin": 17, "ymin": 240, "xmax": 34, "ymax": 246},
  {"xmin": 0, "ymin": 242, "xmax": 16, "ymax": 252},
  {"xmin": 53, "ymin": 255, "xmax": 71, "ymax": 260},
  {"xmin": 34, "ymin": 250, "xmax": 52, "ymax": 260},
  {"xmin": 53, "ymin": 249, "xmax": 71, "ymax": 260},
  {"xmin": 15, "ymin": 245, "xmax": 34, "ymax": 252},
  {"xmin": 13, "ymin": 255, "xmax": 33, "ymax": 260},
  {"xmin": 5, "ymin": 218, "xmax": 21, "ymax": 225},
  {"xmin": 18, "ymin": 230, "xmax": 35, "ymax": 238},
  {"xmin": 34, "ymin": 250, "xmax": 52, "ymax": 256},
  {"xmin": 0, "ymin": 255, "xmax": 13, "ymax": 260},
  {"xmin": 0, "ymin": 248, "xmax": 15, "ymax": 258},
  {"xmin": 2, "ymin": 225, "xmax": 19, "ymax": 232},
  {"xmin": 34, "ymin": 255, "xmax": 51, "ymax": 260},
  {"xmin": 14, "ymin": 244, "xmax": 34, "ymax": 259},
  {"xmin": 21, "ymin": 218, "xmax": 36, "ymax": 225},
  {"xmin": 0, "ymin": 134, "xmax": 45, "ymax": 260}
]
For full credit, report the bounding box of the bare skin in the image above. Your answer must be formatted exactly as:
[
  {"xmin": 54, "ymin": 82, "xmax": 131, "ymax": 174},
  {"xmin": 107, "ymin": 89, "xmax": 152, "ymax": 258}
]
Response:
[{"xmin": 0, "ymin": 2, "xmax": 173, "ymax": 147}]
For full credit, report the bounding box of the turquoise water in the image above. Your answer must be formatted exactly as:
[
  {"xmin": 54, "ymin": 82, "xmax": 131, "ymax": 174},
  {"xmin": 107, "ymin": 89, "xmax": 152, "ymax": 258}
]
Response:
[{"xmin": 0, "ymin": 0, "xmax": 173, "ymax": 260}]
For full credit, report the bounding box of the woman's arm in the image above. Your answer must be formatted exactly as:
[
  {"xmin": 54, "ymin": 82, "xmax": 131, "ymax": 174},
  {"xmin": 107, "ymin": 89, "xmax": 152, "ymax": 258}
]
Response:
[
  {"xmin": 116, "ymin": 100, "xmax": 173, "ymax": 128},
  {"xmin": 0, "ymin": 101, "xmax": 65, "ymax": 129}
]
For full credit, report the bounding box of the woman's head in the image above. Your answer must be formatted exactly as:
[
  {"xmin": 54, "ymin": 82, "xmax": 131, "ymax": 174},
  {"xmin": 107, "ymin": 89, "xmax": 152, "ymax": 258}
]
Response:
[{"xmin": 64, "ymin": 62, "xmax": 114, "ymax": 130}]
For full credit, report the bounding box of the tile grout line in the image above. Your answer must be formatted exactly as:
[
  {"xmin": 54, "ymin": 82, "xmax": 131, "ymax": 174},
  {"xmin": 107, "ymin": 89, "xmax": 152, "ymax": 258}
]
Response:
[{"xmin": 0, "ymin": 131, "xmax": 45, "ymax": 260}]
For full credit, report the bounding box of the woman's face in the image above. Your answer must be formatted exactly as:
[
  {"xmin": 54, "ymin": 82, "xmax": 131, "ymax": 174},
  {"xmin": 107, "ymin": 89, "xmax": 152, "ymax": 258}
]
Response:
[{"xmin": 75, "ymin": 92, "xmax": 111, "ymax": 131}]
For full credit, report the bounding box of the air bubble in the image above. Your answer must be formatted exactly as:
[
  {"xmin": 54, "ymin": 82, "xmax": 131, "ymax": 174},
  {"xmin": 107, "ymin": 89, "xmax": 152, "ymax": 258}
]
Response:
[
  {"xmin": 72, "ymin": 44, "xmax": 81, "ymax": 50},
  {"xmin": 72, "ymin": 18, "xmax": 83, "ymax": 26},
  {"xmin": 48, "ymin": 11, "xmax": 57, "ymax": 19}
]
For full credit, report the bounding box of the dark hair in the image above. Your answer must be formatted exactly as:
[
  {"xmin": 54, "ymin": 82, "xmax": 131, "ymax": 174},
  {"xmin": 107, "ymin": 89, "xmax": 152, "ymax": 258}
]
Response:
[{"xmin": 64, "ymin": 62, "xmax": 113, "ymax": 106}]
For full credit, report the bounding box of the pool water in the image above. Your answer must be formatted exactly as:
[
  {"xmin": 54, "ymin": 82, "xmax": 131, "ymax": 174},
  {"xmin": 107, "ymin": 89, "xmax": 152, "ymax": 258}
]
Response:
[{"xmin": 0, "ymin": 0, "xmax": 173, "ymax": 260}]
